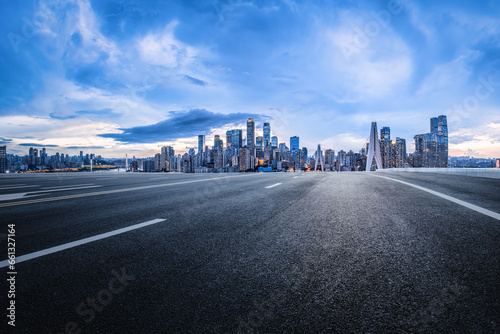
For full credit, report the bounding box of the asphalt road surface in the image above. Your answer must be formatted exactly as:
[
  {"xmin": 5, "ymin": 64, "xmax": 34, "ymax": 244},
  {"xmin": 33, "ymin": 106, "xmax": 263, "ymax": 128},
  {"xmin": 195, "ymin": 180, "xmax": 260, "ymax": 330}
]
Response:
[{"xmin": 1, "ymin": 171, "xmax": 499, "ymax": 333}]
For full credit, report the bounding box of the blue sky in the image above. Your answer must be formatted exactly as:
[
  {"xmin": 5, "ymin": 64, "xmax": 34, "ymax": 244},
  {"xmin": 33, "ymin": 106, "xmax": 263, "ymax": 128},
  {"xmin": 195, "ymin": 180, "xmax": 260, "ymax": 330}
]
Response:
[{"xmin": 1, "ymin": 0, "xmax": 499, "ymax": 158}]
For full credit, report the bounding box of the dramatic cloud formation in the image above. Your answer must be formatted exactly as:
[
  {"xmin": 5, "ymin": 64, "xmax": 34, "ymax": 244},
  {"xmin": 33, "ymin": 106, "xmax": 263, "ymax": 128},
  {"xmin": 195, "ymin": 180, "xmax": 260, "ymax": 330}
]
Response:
[
  {"xmin": 99, "ymin": 109, "xmax": 265, "ymax": 144},
  {"xmin": 19, "ymin": 143, "xmax": 59, "ymax": 147},
  {"xmin": 0, "ymin": 0, "xmax": 499, "ymax": 157}
]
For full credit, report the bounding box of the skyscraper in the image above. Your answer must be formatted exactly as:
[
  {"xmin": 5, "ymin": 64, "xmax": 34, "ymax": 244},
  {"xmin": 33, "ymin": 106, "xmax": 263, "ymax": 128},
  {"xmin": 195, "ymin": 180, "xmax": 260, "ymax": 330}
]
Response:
[
  {"xmin": 327, "ymin": 150, "xmax": 335, "ymax": 166},
  {"xmin": 246, "ymin": 118, "xmax": 255, "ymax": 150},
  {"xmin": 41, "ymin": 148, "xmax": 47, "ymax": 165},
  {"xmin": 226, "ymin": 130, "xmax": 232, "ymax": 149},
  {"xmin": 290, "ymin": 136, "xmax": 299, "ymax": 153},
  {"xmin": 231, "ymin": 129, "xmax": 242, "ymax": 149},
  {"xmin": 380, "ymin": 126, "xmax": 391, "ymax": 169},
  {"xmin": 338, "ymin": 150, "xmax": 347, "ymax": 167},
  {"xmin": 414, "ymin": 115, "xmax": 448, "ymax": 167},
  {"xmin": 256, "ymin": 136, "xmax": 264, "ymax": 158},
  {"xmin": 0, "ymin": 146, "xmax": 6, "ymax": 173},
  {"xmin": 263, "ymin": 122, "xmax": 271, "ymax": 147},
  {"xmin": 325, "ymin": 149, "xmax": 333, "ymax": 164},
  {"xmin": 393, "ymin": 137, "xmax": 407, "ymax": 167},
  {"xmin": 256, "ymin": 136, "xmax": 263, "ymax": 150},
  {"xmin": 161, "ymin": 146, "xmax": 175, "ymax": 171},
  {"xmin": 33, "ymin": 148, "xmax": 39, "ymax": 166},
  {"xmin": 239, "ymin": 147, "xmax": 250, "ymax": 172},
  {"xmin": 434, "ymin": 115, "xmax": 448, "ymax": 167},
  {"xmin": 293, "ymin": 149, "xmax": 304, "ymax": 170},
  {"xmin": 29, "ymin": 147, "xmax": 34, "ymax": 166},
  {"xmin": 214, "ymin": 135, "xmax": 223, "ymax": 151},
  {"xmin": 198, "ymin": 135, "xmax": 206, "ymax": 154},
  {"xmin": 271, "ymin": 136, "xmax": 278, "ymax": 149},
  {"xmin": 154, "ymin": 153, "xmax": 161, "ymax": 171}
]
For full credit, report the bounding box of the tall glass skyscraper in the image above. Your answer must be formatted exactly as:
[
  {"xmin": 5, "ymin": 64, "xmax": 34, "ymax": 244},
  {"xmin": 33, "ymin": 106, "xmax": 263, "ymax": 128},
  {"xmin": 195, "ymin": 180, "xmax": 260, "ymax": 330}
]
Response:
[
  {"xmin": 231, "ymin": 129, "xmax": 242, "ymax": 149},
  {"xmin": 41, "ymin": 147, "xmax": 47, "ymax": 165},
  {"xmin": 213, "ymin": 135, "xmax": 223, "ymax": 151},
  {"xmin": 263, "ymin": 122, "xmax": 271, "ymax": 147},
  {"xmin": 226, "ymin": 130, "xmax": 232, "ymax": 149},
  {"xmin": 246, "ymin": 118, "xmax": 255, "ymax": 149},
  {"xmin": 290, "ymin": 136, "xmax": 299, "ymax": 153},
  {"xmin": 198, "ymin": 135, "xmax": 205, "ymax": 154},
  {"xmin": 271, "ymin": 136, "xmax": 278, "ymax": 149},
  {"xmin": 256, "ymin": 136, "xmax": 263, "ymax": 150},
  {"xmin": 432, "ymin": 115, "xmax": 448, "ymax": 167},
  {"xmin": 256, "ymin": 136, "xmax": 263, "ymax": 158},
  {"xmin": 302, "ymin": 147, "xmax": 308, "ymax": 159}
]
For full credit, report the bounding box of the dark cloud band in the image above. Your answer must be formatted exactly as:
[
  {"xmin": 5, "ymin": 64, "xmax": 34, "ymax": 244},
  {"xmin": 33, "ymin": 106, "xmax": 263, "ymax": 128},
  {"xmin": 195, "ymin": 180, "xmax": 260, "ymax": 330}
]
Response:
[{"xmin": 99, "ymin": 108, "xmax": 266, "ymax": 144}]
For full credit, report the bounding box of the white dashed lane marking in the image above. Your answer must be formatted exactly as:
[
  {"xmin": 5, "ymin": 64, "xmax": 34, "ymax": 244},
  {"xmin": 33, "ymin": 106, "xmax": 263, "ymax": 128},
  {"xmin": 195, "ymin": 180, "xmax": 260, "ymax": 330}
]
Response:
[{"xmin": 0, "ymin": 219, "xmax": 167, "ymax": 268}]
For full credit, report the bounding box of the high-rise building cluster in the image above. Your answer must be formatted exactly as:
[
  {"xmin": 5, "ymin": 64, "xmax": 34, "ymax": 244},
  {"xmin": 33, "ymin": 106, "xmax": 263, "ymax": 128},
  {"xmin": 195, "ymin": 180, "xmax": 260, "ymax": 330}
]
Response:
[
  {"xmin": 151, "ymin": 118, "xmax": 308, "ymax": 173},
  {"xmin": 0, "ymin": 115, "xmax": 468, "ymax": 174},
  {"xmin": 378, "ymin": 126, "xmax": 408, "ymax": 169},
  {"xmin": 1, "ymin": 147, "xmax": 103, "ymax": 172},
  {"xmin": 145, "ymin": 116, "xmax": 440, "ymax": 173},
  {"xmin": 317, "ymin": 115, "xmax": 449, "ymax": 172},
  {"xmin": 363, "ymin": 115, "xmax": 448, "ymax": 171}
]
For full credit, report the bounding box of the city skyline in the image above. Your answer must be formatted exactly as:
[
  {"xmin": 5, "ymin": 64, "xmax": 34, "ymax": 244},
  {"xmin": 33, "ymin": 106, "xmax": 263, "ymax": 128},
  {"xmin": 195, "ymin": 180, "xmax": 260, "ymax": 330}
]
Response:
[
  {"xmin": 0, "ymin": 110, "xmax": 487, "ymax": 163},
  {"xmin": 3, "ymin": 115, "xmax": 461, "ymax": 173},
  {"xmin": 1, "ymin": 1, "xmax": 500, "ymax": 158}
]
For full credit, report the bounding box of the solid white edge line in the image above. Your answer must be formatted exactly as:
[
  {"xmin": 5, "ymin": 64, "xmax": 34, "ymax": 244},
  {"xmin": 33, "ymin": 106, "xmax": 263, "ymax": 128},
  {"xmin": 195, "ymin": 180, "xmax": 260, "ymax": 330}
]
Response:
[
  {"xmin": 29, "ymin": 185, "xmax": 102, "ymax": 194},
  {"xmin": 40, "ymin": 183, "xmax": 95, "ymax": 190},
  {"xmin": 265, "ymin": 183, "xmax": 282, "ymax": 188},
  {"xmin": 0, "ymin": 218, "xmax": 166, "ymax": 268},
  {"xmin": 0, "ymin": 185, "xmax": 39, "ymax": 190},
  {"xmin": 369, "ymin": 174, "xmax": 500, "ymax": 221}
]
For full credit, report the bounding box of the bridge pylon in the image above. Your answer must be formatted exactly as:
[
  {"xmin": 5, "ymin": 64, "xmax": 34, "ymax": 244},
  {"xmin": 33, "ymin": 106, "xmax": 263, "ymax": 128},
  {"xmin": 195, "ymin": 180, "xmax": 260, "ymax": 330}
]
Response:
[
  {"xmin": 366, "ymin": 122, "xmax": 383, "ymax": 171},
  {"xmin": 315, "ymin": 144, "xmax": 325, "ymax": 172}
]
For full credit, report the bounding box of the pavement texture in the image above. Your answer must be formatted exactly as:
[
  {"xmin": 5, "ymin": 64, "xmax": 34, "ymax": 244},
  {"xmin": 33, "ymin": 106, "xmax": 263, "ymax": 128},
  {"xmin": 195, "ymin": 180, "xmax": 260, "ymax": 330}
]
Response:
[{"xmin": 0, "ymin": 171, "xmax": 499, "ymax": 333}]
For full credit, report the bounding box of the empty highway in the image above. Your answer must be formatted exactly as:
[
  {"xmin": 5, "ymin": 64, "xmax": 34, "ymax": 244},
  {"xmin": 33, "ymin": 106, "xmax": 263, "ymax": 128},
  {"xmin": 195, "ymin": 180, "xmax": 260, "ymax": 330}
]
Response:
[{"xmin": 1, "ymin": 171, "xmax": 499, "ymax": 333}]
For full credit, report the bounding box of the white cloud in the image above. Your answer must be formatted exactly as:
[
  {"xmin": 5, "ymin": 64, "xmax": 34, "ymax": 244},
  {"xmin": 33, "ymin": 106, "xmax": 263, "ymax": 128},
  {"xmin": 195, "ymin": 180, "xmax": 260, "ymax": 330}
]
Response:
[
  {"xmin": 73, "ymin": 0, "xmax": 120, "ymax": 62},
  {"xmin": 415, "ymin": 50, "xmax": 481, "ymax": 98},
  {"xmin": 137, "ymin": 21, "xmax": 197, "ymax": 68},
  {"xmin": 448, "ymin": 110, "xmax": 500, "ymax": 158},
  {"xmin": 323, "ymin": 16, "xmax": 413, "ymax": 101},
  {"xmin": 37, "ymin": 0, "xmax": 120, "ymax": 65}
]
